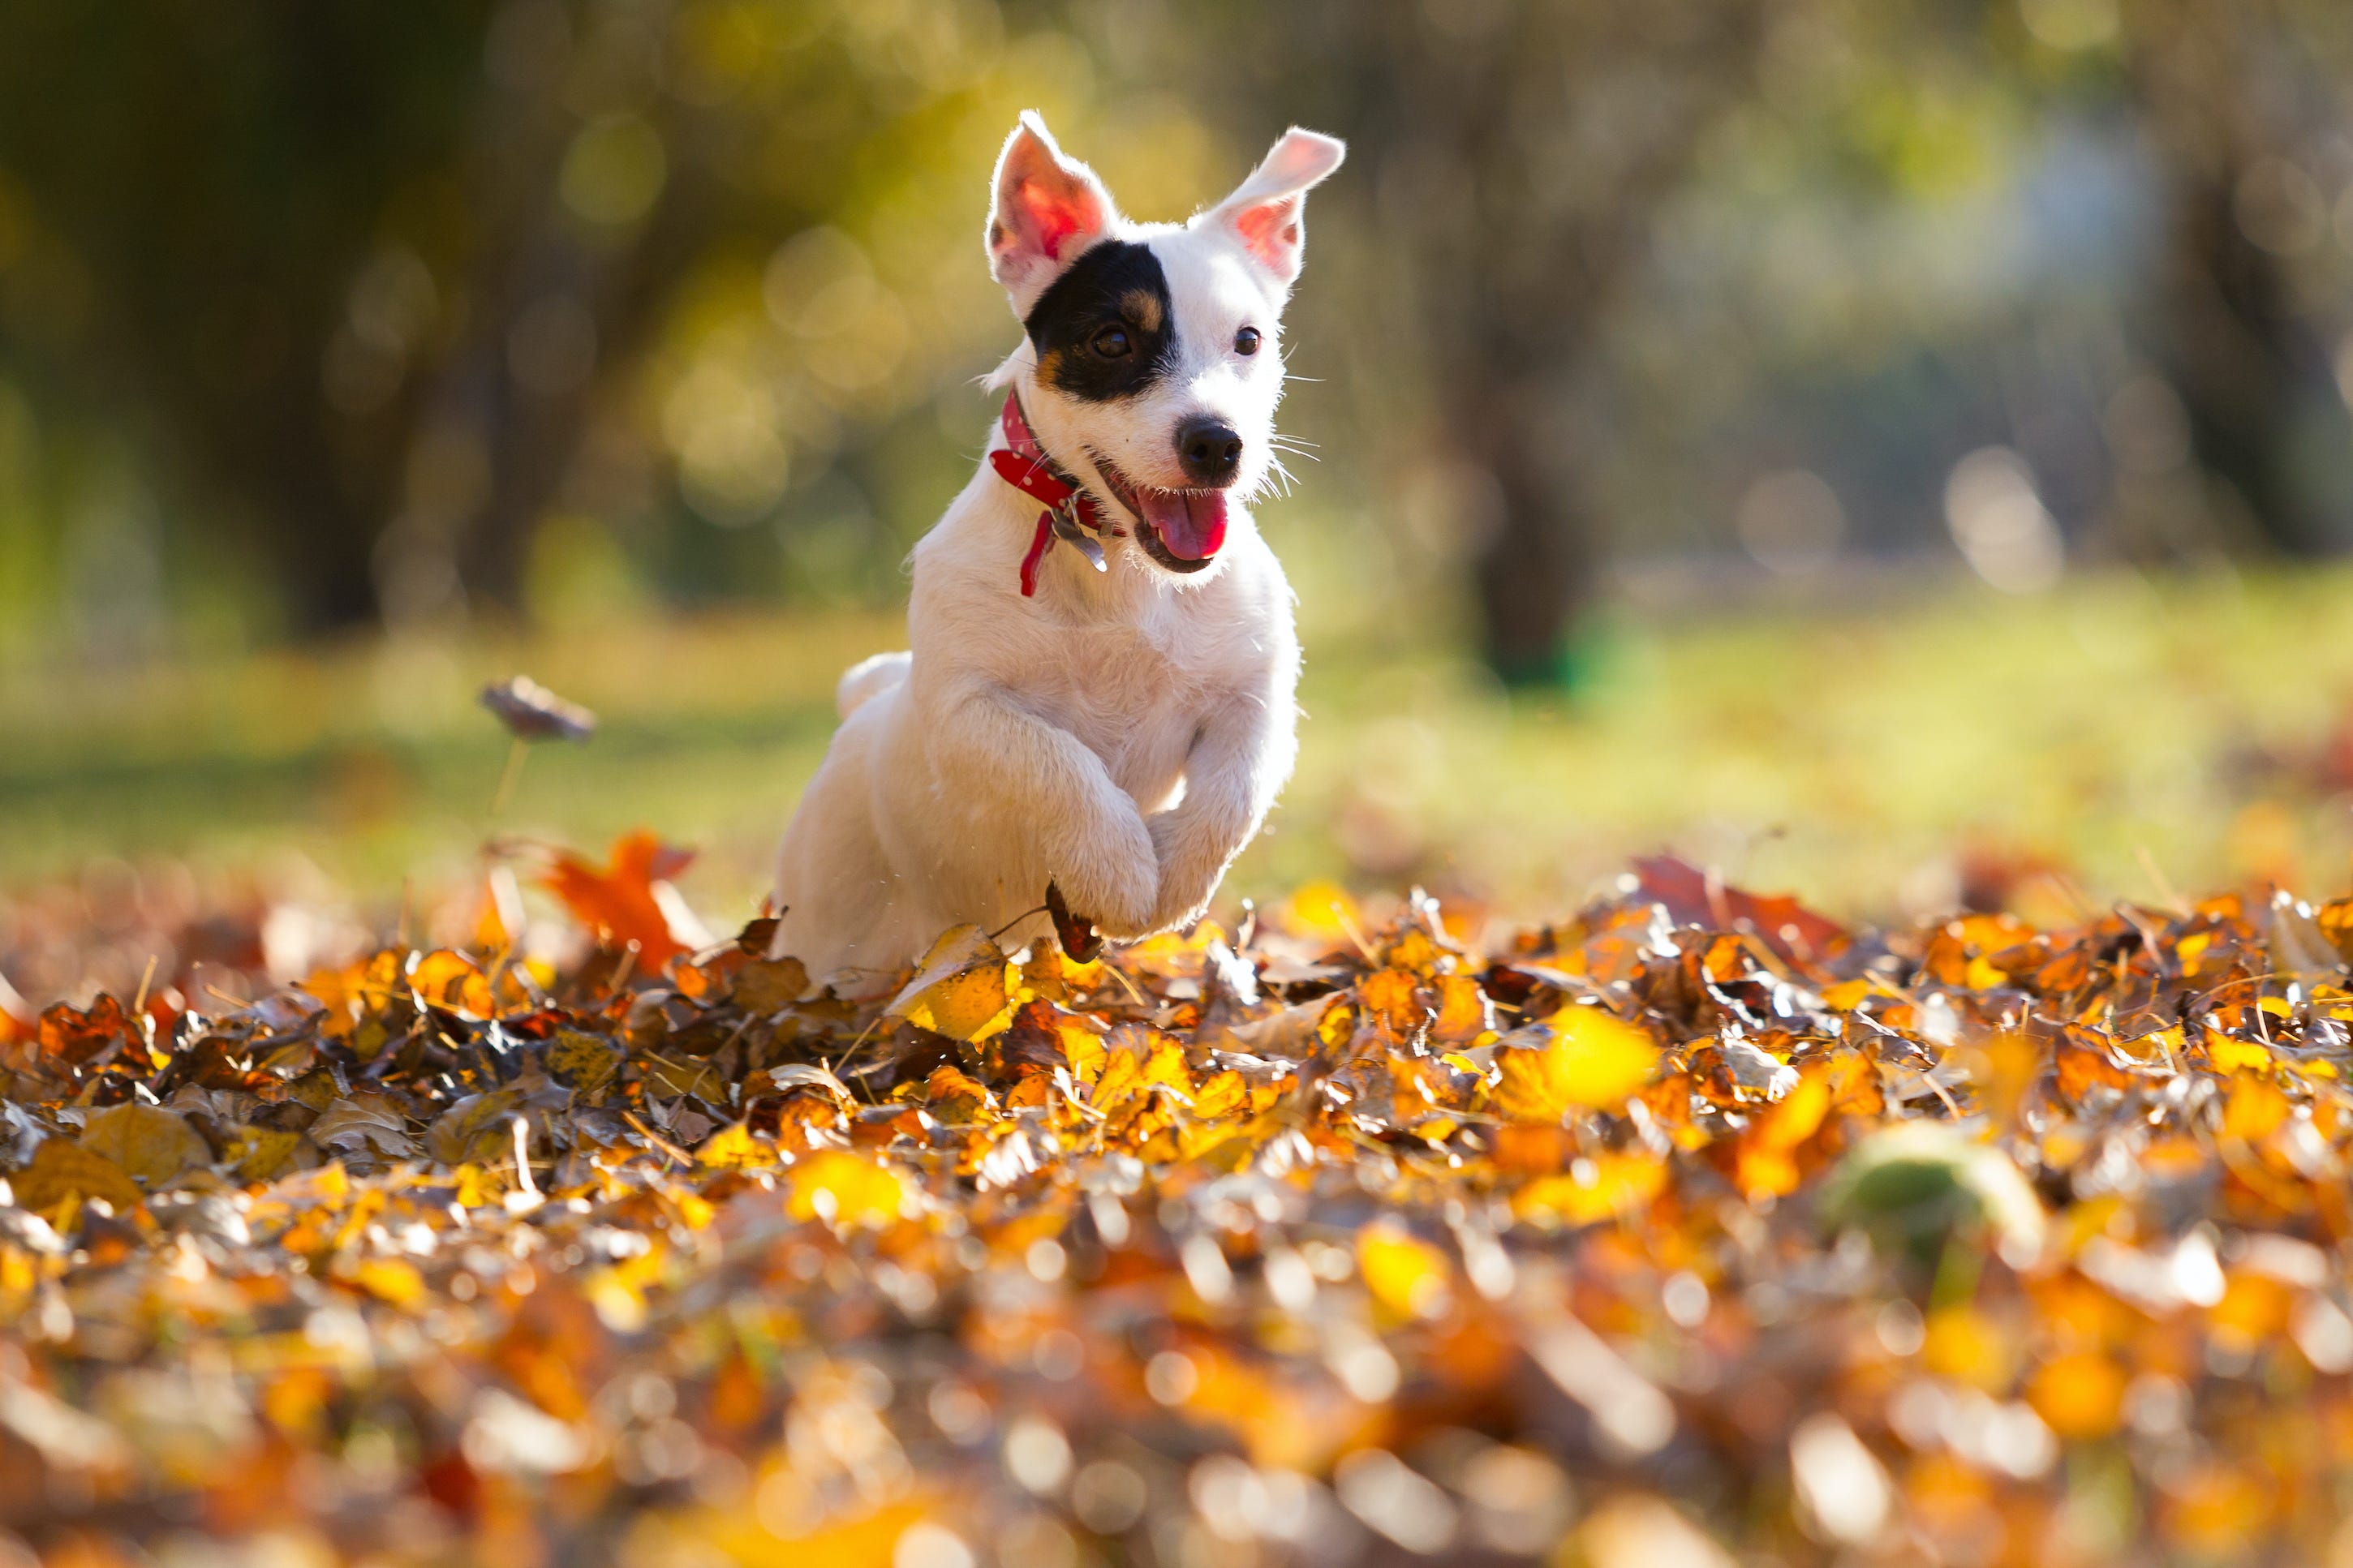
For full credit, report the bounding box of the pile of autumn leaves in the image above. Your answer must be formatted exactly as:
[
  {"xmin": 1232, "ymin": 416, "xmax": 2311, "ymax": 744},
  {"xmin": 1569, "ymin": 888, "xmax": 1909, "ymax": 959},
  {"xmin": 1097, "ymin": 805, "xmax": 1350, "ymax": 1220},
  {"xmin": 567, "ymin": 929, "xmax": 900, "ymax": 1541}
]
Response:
[{"xmin": 6, "ymin": 848, "xmax": 2353, "ymax": 1567}]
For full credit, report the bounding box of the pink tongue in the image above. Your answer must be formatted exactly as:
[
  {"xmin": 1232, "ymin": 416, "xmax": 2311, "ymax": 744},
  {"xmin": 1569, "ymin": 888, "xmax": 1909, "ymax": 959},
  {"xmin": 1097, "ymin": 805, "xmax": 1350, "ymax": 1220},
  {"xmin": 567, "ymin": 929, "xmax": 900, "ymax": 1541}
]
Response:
[{"xmin": 1138, "ymin": 489, "xmax": 1229, "ymax": 561}]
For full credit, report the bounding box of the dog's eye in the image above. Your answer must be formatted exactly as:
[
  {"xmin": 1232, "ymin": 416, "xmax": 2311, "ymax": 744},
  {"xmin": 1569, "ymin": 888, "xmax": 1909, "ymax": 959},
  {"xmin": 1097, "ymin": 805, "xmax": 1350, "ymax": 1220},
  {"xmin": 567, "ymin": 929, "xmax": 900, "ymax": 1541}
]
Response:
[
  {"xmin": 1234, "ymin": 327, "xmax": 1262, "ymax": 356},
  {"xmin": 1090, "ymin": 325, "xmax": 1131, "ymax": 359}
]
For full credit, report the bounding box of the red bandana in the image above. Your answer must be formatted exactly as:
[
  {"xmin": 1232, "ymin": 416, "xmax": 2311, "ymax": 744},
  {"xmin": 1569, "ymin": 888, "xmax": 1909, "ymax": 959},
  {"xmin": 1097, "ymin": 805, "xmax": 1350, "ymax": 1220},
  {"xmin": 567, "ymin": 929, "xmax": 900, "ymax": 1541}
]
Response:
[{"xmin": 990, "ymin": 392, "xmax": 1121, "ymax": 595}]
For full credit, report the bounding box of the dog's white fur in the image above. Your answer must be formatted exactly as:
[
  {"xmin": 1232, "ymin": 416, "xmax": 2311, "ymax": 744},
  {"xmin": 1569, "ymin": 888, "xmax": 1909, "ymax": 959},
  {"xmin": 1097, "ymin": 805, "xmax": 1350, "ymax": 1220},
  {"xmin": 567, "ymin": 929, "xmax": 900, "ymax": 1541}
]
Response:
[{"xmin": 772, "ymin": 114, "xmax": 1343, "ymax": 984}]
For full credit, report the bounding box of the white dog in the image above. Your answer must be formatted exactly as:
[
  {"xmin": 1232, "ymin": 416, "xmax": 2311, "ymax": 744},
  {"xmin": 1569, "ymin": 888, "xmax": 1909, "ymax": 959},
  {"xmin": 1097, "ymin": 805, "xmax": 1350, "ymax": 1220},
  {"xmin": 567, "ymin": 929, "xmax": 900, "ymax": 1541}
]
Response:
[{"xmin": 772, "ymin": 113, "xmax": 1344, "ymax": 983}]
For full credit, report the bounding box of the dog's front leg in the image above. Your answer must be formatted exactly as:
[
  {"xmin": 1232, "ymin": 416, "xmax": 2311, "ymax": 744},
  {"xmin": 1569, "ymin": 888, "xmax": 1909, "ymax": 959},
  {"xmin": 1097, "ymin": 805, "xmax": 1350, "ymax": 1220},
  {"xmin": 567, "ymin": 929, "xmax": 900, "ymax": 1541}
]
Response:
[
  {"xmin": 1147, "ymin": 693, "xmax": 1294, "ymax": 933},
  {"xmin": 930, "ymin": 687, "xmax": 1160, "ymax": 936}
]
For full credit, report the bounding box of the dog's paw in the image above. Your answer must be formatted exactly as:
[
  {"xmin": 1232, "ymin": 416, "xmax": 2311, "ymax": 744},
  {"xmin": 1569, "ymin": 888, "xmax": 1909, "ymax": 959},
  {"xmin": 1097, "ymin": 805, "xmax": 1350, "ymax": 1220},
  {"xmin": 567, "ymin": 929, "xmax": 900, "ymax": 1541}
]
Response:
[
  {"xmin": 1056, "ymin": 813, "xmax": 1159, "ymax": 938},
  {"xmin": 1144, "ymin": 814, "xmax": 1224, "ymax": 934}
]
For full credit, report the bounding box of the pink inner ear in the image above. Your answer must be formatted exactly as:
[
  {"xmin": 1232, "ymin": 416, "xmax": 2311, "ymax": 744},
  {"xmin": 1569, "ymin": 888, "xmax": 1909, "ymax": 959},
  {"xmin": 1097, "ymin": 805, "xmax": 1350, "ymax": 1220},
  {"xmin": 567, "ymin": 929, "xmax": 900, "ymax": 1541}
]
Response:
[
  {"xmin": 1008, "ymin": 172, "xmax": 1104, "ymax": 265},
  {"xmin": 1022, "ymin": 179, "xmax": 1094, "ymax": 261},
  {"xmin": 1232, "ymin": 197, "xmax": 1301, "ymax": 271}
]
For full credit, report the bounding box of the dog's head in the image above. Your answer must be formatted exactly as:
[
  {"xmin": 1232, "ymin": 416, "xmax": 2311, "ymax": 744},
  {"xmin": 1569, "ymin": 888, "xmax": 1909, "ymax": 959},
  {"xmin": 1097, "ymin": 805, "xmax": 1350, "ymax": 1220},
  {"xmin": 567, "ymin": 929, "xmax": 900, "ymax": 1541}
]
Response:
[{"xmin": 985, "ymin": 114, "xmax": 1344, "ymax": 579}]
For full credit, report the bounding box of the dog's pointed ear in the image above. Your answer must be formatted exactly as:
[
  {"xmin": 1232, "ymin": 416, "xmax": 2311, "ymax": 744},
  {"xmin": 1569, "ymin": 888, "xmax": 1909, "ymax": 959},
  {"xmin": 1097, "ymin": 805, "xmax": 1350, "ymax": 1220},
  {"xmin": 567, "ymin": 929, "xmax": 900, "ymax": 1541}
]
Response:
[
  {"xmin": 1202, "ymin": 127, "xmax": 1345, "ymax": 291},
  {"xmin": 986, "ymin": 112, "xmax": 1119, "ymax": 315}
]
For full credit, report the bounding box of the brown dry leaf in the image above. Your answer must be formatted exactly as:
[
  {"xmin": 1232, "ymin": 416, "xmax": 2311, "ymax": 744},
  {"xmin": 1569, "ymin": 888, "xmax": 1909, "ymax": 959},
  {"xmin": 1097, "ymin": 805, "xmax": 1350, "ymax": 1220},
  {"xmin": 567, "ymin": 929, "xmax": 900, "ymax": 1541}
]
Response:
[
  {"xmin": 8, "ymin": 846, "xmax": 2353, "ymax": 1566},
  {"xmin": 37, "ymin": 994, "xmax": 140, "ymax": 1066},
  {"xmin": 480, "ymin": 675, "xmax": 597, "ymax": 742},
  {"xmin": 546, "ymin": 1029, "xmax": 622, "ymax": 1095},
  {"xmin": 79, "ymin": 1103, "xmax": 210, "ymax": 1187}
]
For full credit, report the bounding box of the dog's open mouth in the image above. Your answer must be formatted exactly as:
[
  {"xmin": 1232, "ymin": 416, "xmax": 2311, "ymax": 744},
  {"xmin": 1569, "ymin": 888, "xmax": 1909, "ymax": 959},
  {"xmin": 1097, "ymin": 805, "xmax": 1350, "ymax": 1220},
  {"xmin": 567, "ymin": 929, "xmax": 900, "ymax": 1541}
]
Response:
[{"xmin": 1092, "ymin": 457, "xmax": 1228, "ymax": 574}]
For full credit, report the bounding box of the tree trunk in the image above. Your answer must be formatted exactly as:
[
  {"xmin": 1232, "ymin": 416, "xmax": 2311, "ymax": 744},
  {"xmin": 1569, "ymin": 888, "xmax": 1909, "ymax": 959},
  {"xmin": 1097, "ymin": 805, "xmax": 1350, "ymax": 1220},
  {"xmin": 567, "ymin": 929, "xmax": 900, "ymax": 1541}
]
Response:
[
  {"xmin": 1463, "ymin": 382, "xmax": 1600, "ymax": 686},
  {"xmin": 2154, "ymin": 170, "xmax": 2350, "ymax": 554}
]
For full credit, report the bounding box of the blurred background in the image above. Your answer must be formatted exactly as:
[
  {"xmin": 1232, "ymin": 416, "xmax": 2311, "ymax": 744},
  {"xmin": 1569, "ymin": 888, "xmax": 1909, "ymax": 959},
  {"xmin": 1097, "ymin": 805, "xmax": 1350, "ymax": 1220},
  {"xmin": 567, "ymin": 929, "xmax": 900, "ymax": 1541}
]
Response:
[{"xmin": 9, "ymin": 0, "xmax": 2353, "ymax": 985}]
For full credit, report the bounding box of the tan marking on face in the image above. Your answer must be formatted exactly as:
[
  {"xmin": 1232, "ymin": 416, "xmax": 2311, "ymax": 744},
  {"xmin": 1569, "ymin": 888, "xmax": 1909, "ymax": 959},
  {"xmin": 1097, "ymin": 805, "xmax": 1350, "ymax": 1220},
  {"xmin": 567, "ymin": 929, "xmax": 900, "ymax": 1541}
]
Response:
[
  {"xmin": 1120, "ymin": 289, "xmax": 1163, "ymax": 333},
  {"xmin": 1035, "ymin": 346, "xmax": 1065, "ymax": 384}
]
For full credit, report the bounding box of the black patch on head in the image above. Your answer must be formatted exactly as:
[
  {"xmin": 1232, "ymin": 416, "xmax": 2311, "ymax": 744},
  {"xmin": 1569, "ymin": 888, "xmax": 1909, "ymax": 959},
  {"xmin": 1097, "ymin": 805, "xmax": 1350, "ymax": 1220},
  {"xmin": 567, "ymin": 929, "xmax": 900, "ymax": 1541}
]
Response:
[{"xmin": 1022, "ymin": 240, "xmax": 1176, "ymax": 402}]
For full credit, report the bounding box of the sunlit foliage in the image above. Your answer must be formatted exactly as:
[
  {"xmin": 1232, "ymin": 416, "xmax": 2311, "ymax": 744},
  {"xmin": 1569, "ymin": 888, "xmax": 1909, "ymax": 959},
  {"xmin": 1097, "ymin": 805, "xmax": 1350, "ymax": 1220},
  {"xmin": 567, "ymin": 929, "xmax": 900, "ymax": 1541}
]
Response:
[{"xmin": 5, "ymin": 846, "xmax": 2353, "ymax": 1562}]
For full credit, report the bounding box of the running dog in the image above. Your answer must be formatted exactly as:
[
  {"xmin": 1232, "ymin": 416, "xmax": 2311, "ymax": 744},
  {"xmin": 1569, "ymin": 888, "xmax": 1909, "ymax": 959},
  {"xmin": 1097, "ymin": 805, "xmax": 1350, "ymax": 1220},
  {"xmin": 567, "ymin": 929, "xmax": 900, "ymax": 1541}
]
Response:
[{"xmin": 773, "ymin": 113, "xmax": 1344, "ymax": 982}]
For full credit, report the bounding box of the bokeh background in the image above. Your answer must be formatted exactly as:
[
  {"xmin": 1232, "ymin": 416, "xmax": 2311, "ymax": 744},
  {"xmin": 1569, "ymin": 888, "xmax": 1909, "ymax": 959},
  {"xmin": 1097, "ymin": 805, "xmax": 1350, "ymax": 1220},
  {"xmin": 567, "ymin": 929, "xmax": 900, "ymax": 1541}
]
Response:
[{"xmin": 8, "ymin": 0, "xmax": 2353, "ymax": 985}]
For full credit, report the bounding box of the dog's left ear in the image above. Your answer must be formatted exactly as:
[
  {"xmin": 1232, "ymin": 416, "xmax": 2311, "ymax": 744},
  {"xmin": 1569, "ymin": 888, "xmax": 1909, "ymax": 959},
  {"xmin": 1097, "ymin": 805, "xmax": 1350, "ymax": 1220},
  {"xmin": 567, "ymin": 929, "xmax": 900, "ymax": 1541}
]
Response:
[
  {"xmin": 1202, "ymin": 127, "xmax": 1346, "ymax": 292},
  {"xmin": 987, "ymin": 111, "xmax": 1121, "ymax": 316}
]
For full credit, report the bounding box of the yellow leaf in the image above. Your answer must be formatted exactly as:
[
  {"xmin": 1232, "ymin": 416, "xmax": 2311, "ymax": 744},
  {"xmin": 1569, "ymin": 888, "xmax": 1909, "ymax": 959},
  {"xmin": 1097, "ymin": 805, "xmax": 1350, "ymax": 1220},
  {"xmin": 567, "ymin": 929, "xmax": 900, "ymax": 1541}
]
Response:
[
  {"xmin": 1357, "ymin": 1222, "xmax": 1452, "ymax": 1321},
  {"xmin": 2221, "ymin": 1076, "xmax": 2290, "ymax": 1143},
  {"xmin": 343, "ymin": 1257, "xmax": 426, "ymax": 1308},
  {"xmin": 2204, "ymin": 1026, "xmax": 2272, "ymax": 1076},
  {"xmin": 1491, "ymin": 1006, "xmax": 1658, "ymax": 1122},
  {"xmin": 696, "ymin": 1122, "xmax": 773, "ymax": 1170},
  {"xmin": 1189, "ymin": 1070, "xmax": 1248, "ymax": 1121},
  {"xmin": 885, "ymin": 926, "xmax": 1016, "ymax": 1042},
  {"xmin": 80, "ymin": 1104, "xmax": 212, "ymax": 1188},
  {"xmin": 12, "ymin": 1137, "xmax": 143, "ymax": 1215},
  {"xmin": 1056, "ymin": 1017, "xmax": 1108, "ymax": 1086},
  {"xmin": 1514, "ymin": 1151, "xmax": 1670, "ymax": 1228},
  {"xmin": 1820, "ymin": 976, "xmax": 1896, "ymax": 1012},
  {"xmin": 786, "ymin": 1151, "xmax": 911, "ymax": 1229},
  {"xmin": 686, "ymin": 1494, "xmax": 938, "ymax": 1566},
  {"xmin": 225, "ymin": 1127, "xmax": 309, "ymax": 1184}
]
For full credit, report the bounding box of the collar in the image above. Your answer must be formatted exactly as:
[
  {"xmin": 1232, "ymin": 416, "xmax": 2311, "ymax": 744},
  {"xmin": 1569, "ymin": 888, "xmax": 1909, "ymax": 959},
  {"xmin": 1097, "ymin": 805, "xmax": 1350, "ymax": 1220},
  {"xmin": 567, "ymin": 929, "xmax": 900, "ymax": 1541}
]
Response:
[{"xmin": 990, "ymin": 391, "xmax": 1124, "ymax": 596}]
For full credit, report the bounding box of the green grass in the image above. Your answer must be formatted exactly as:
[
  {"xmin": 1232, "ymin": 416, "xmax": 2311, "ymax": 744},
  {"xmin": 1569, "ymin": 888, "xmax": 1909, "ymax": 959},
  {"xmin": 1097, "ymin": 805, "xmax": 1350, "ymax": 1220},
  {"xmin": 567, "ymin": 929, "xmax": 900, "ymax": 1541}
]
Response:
[{"xmin": 6, "ymin": 565, "xmax": 2352, "ymax": 931}]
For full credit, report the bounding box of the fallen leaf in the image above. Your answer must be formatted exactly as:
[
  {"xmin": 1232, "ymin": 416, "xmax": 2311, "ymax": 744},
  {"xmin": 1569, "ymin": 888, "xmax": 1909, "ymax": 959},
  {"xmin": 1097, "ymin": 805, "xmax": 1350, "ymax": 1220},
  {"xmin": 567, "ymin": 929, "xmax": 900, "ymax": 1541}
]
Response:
[
  {"xmin": 1490, "ymin": 1005, "xmax": 1658, "ymax": 1121},
  {"xmin": 13, "ymin": 1136, "xmax": 142, "ymax": 1214},
  {"xmin": 884, "ymin": 925, "xmax": 1015, "ymax": 1042},
  {"xmin": 544, "ymin": 830, "xmax": 699, "ymax": 966},
  {"xmin": 79, "ymin": 1104, "xmax": 210, "ymax": 1188}
]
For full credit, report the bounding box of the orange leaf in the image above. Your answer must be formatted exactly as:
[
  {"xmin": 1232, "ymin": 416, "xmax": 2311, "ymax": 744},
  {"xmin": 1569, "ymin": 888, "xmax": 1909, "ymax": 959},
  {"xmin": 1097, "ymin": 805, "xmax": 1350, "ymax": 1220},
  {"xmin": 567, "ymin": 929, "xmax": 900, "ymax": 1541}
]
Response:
[{"xmin": 543, "ymin": 830, "xmax": 698, "ymax": 966}]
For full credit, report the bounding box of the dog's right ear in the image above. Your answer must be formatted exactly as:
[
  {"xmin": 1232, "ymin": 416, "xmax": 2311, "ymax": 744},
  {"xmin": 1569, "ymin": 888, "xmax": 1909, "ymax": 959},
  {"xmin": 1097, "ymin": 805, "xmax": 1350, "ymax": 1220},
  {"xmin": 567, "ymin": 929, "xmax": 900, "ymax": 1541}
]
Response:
[{"xmin": 986, "ymin": 112, "xmax": 1119, "ymax": 316}]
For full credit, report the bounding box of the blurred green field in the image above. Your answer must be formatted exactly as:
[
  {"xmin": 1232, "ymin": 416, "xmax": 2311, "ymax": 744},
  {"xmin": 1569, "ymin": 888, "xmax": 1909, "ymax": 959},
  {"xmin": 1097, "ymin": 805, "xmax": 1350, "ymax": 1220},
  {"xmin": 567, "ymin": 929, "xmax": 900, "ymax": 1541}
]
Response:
[{"xmin": 7, "ymin": 556, "xmax": 2353, "ymax": 933}]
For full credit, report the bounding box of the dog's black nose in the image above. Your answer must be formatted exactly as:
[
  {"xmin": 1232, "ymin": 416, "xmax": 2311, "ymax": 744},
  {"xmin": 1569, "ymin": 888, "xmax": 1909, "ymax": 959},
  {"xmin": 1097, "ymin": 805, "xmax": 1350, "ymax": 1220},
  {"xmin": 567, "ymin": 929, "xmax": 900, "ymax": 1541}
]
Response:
[{"xmin": 1175, "ymin": 417, "xmax": 1244, "ymax": 486}]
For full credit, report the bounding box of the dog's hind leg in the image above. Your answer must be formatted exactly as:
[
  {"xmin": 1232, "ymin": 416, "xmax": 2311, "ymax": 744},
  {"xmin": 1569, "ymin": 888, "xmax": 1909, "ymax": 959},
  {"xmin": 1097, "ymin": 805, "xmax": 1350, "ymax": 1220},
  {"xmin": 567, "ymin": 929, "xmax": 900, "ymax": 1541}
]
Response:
[
  {"xmin": 773, "ymin": 686, "xmax": 928, "ymax": 982},
  {"xmin": 836, "ymin": 651, "xmax": 911, "ymax": 719}
]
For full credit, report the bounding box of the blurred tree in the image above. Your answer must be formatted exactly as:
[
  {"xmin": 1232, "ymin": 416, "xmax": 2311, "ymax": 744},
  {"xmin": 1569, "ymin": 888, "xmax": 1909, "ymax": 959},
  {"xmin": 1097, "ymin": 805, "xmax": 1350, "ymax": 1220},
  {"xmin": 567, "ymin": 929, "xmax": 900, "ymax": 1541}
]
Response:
[
  {"xmin": 2117, "ymin": 0, "xmax": 2353, "ymax": 555},
  {"xmin": 8, "ymin": 0, "xmax": 2353, "ymax": 661},
  {"xmin": 0, "ymin": 1, "xmax": 486, "ymax": 631},
  {"xmin": 1193, "ymin": 0, "xmax": 1768, "ymax": 685},
  {"xmin": 0, "ymin": 0, "xmax": 1022, "ymax": 634}
]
